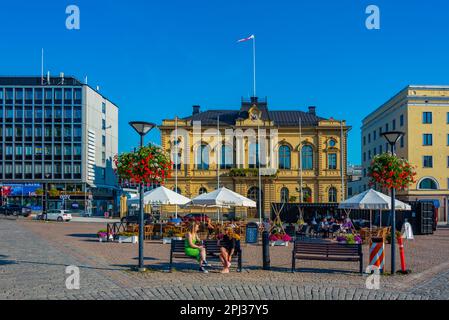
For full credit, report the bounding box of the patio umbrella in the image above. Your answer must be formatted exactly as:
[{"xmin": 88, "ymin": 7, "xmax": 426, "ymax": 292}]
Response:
[
  {"xmin": 339, "ymin": 189, "xmax": 411, "ymax": 230},
  {"xmin": 128, "ymin": 186, "xmax": 191, "ymax": 219},
  {"xmin": 186, "ymin": 187, "xmax": 256, "ymax": 223}
]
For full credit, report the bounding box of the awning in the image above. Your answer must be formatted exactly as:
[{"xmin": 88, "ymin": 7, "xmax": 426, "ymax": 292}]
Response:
[{"xmin": 418, "ymin": 199, "xmax": 440, "ymax": 208}]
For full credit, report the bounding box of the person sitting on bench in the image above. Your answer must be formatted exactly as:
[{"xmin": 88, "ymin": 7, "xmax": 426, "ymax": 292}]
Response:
[
  {"xmin": 219, "ymin": 228, "xmax": 236, "ymax": 274},
  {"xmin": 185, "ymin": 222, "xmax": 209, "ymax": 273}
]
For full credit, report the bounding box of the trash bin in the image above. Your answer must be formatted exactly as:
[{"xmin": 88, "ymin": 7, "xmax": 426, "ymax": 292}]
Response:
[{"xmin": 246, "ymin": 222, "xmax": 259, "ymax": 244}]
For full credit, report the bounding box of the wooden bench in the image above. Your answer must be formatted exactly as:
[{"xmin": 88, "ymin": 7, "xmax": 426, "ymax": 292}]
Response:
[
  {"xmin": 169, "ymin": 240, "xmax": 242, "ymax": 272},
  {"xmin": 292, "ymin": 241, "xmax": 363, "ymax": 274},
  {"xmin": 204, "ymin": 240, "xmax": 242, "ymax": 272}
]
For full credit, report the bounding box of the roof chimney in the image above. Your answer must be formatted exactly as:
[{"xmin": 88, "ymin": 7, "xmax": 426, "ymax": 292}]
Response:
[
  {"xmin": 308, "ymin": 106, "xmax": 316, "ymax": 116},
  {"xmin": 192, "ymin": 105, "xmax": 200, "ymax": 115}
]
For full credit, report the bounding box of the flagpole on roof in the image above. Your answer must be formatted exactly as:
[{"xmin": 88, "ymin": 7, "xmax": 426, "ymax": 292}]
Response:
[
  {"xmin": 237, "ymin": 34, "xmax": 256, "ymax": 97},
  {"xmin": 252, "ymin": 35, "xmax": 256, "ymax": 97}
]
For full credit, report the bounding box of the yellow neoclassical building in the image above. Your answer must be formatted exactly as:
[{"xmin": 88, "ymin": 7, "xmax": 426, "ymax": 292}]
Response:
[
  {"xmin": 361, "ymin": 85, "xmax": 449, "ymax": 224},
  {"xmin": 159, "ymin": 97, "xmax": 350, "ymax": 219}
]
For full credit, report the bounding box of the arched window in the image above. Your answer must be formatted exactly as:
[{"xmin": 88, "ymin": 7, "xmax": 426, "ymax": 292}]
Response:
[
  {"xmin": 199, "ymin": 187, "xmax": 208, "ymax": 195},
  {"xmin": 172, "ymin": 149, "xmax": 181, "ymax": 170},
  {"xmin": 278, "ymin": 145, "xmax": 291, "ymax": 169},
  {"xmin": 249, "ymin": 143, "xmax": 259, "ymax": 168},
  {"xmin": 302, "ymin": 187, "xmax": 312, "ymax": 203},
  {"xmin": 196, "ymin": 144, "xmax": 209, "ymax": 170},
  {"xmin": 301, "ymin": 145, "xmax": 313, "ymax": 170},
  {"xmin": 280, "ymin": 187, "xmax": 289, "ymax": 203},
  {"xmin": 418, "ymin": 178, "xmax": 438, "ymax": 190},
  {"xmin": 221, "ymin": 145, "xmax": 233, "ymax": 169},
  {"xmin": 173, "ymin": 187, "xmax": 181, "ymax": 195},
  {"xmin": 328, "ymin": 187, "xmax": 337, "ymax": 203}
]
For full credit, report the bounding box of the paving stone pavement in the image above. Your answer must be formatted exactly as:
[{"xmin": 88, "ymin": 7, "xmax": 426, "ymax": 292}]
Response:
[{"xmin": 0, "ymin": 220, "xmax": 447, "ymax": 300}]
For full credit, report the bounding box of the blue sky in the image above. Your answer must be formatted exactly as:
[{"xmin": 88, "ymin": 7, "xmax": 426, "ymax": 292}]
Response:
[{"xmin": 1, "ymin": 0, "xmax": 449, "ymax": 164}]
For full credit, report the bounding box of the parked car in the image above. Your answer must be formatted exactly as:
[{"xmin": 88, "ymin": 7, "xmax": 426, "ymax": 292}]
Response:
[
  {"xmin": 0, "ymin": 204, "xmax": 32, "ymax": 217},
  {"xmin": 181, "ymin": 213, "xmax": 210, "ymax": 223},
  {"xmin": 39, "ymin": 209, "xmax": 72, "ymax": 222}
]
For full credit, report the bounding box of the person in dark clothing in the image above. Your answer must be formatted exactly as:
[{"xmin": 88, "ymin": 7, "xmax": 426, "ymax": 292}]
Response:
[{"xmin": 219, "ymin": 228, "xmax": 236, "ymax": 273}]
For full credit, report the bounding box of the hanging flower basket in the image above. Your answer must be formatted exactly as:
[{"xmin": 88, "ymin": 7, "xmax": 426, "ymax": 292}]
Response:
[
  {"xmin": 114, "ymin": 144, "xmax": 172, "ymax": 185},
  {"xmin": 368, "ymin": 153, "xmax": 416, "ymax": 190}
]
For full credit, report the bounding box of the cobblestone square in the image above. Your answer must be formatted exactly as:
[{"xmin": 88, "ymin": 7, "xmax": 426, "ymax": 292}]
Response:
[{"xmin": 1, "ymin": 218, "xmax": 448, "ymax": 300}]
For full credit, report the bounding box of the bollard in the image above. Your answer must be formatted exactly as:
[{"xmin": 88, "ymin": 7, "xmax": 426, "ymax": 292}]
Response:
[
  {"xmin": 262, "ymin": 231, "xmax": 271, "ymax": 270},
  {"xmin": 397, "ymin": 237, "xmax": 411, "ymax": 274}
]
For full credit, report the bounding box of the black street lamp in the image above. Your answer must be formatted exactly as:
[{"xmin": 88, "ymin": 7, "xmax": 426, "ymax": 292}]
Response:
[
  {"xmin": 129, "ymin": 121, "xmax": 156, "ymax": 272},
  {"xmin": 381, "ymin": 130, "xmax": 404, "ymax": 274}
]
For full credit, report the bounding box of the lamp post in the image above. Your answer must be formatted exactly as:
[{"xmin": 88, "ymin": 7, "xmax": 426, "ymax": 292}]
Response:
[
  {"xmin": 129, "ymin": 121, "xmax": 156, "ymax": 272},
  {"xmin": 381, "ymin": 130, "xmax": 405, "ymax": 274}
]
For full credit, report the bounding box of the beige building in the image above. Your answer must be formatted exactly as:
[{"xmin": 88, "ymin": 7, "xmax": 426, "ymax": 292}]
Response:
[
  {"xmin": 361, "ymin": 85, "xmax": 449, "ymax": 224},
  {"xmin": 159, "ymin": 97, "xmax": 350, "ymax": 219}
]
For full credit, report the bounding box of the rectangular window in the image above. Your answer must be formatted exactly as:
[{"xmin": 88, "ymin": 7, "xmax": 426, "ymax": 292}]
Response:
[
  {"xmin": 102, "ymin": 102, "xmax": 106, "ymax": 114},
  {"xmin": 328, "ymin": 153, "xmax": 337, "ymax": 170},
  {"xmin": 102, "ymin": 119, "xmax": 106, "ymax": 130},
  {"xmin": 44, "ymin": 88, "xmax": 52, "ymax": 101},
  {"xmin": 373, "ymin": 131, "xmax": 377, "ymax": 141},
  {"xmin": 423, "ymin": 112, "xmax": 432, "ymax": 124},
  {"xmin": 35, "ymin": 164, "xmax": 42, "ymax": 175},
  {"xmin": 373, "ymin": 147, "xmax": 377, "ymax": 155},
  {"xmin": 423, "ymin": 134, "xmax": 433, "ymax": 146},
  {"xmin": 392, "ymin": 119, "xmax": 396, "ymax": 130},
  {"xmin": 15, "ymin": 88, "xmax": 23, "ymax": 100},
  {"xmin": 35, "ymin": 126, "xmax": 42, "ymax": 137},
  {"xmin": 363, "ymin": 152, "xmax": 366, "ymax": 162},
  {"xmin": 447, "ymin": 134, "xmax": 449, "ymax": 146},
  {"xmin": 400, "ymin": 136, "xmax": 404, "ymax": 148},
  {"xmin": 368, "ymin": 133, "xmax": 371, "ymax": 143},
  {"xmin": 64, "ymin": 88, "xmax": 72, "ymax": 100},
  {"xmin": 54, "ymin": 89, "xmax": 62, "ymax": 101},
  {"xmin": 379, "ymin": 145, "xmax": 383, "ymax": 153},
  {"xmin": 447, "ymin": 112, "xmax": 449, "ymax": 124},
  {"xmin": 363, "ymin": 136, "xmax": 366, "ymax": 146},
  {"xmin": 423, "ymin": 156, "xmax": 433, "ymax": 168},
  {"xmin": 74, "ymin": 88, "xmax": 82, "ymax": 101},
  {"xmin": 400, "ymin": 115, "xmax": 404, "ymax": 126},
  {"xmin": 102, "ymin": 135, "xmax": 106, "ymax": 146},
  {"xmin": 447, "ymin": 156, "xmax": 449, "ymax": 168},
  {"xmin": 35, "ymin": 146, "xmax": 42, "ymax": 155},
  {"xmin": 64, "ymin": 145, "xmax": 72, "ymax": 156},
  {"xmin": 385, "ymin": 123, "xmax": 389, "ymax": 132},
  {"xmin": 35, "ymin": 89, "xmax": 43, "ymax": 101},
  {"xmin": 25, "ymin": 88, "xmax": 33, "ymax": 101},
  {"xmin": 368, "ymin": 150, "xmax": 371, "ymax": 159}
]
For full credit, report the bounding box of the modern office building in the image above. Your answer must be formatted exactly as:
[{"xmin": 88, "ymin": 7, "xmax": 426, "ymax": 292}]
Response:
[
  {"xmin": 361, "ymin": 85, "xmax": 449, "ymax": 224},
  {"xmin": 159, "ymin": 97, "xmax": 350, "ymax": 218},
  {"xmin": 0, "ymin": 75, "xmax": 119, "ymax": 215},
  {"xmin": 347, "ymin": 164, "xmax": 363, "ymax": 197}
]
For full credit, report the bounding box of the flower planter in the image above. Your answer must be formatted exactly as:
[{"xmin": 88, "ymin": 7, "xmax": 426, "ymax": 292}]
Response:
[
  {"xmin": 270, "ymin": 240, "xmax": 289, "ymax": 247},
  {"xmin": 98, "ymin": 236, "xmax": 107, "ymax": 242},
  {"xmin": 118, "ymin": 235, "xmax": 138, "ymax": 244}
]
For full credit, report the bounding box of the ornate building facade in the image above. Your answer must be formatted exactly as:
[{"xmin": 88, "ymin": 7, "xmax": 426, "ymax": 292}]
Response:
[{"xmin": 159, "ymin": 97, "xmax": 350, "ymax": 218}]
